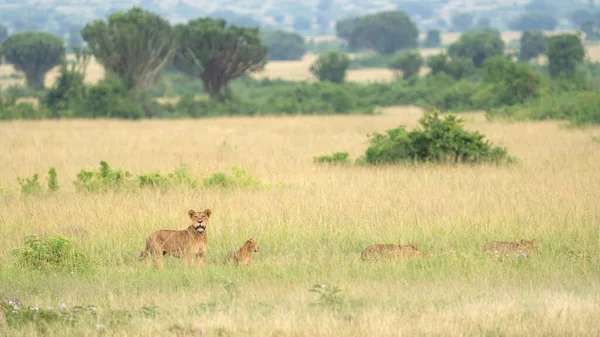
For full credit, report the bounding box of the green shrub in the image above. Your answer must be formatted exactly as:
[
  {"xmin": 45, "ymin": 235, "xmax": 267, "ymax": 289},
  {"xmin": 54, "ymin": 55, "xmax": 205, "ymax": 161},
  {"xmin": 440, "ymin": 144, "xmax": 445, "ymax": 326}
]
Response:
[
  {"xmin": 0, "ymin": 102, "xmax": 50, "ymax": 120},
  {"xmin": 547, "ymin": 34, "xmax": 585, "ymax": 79},
  {"xmin": 313, "ymin": 152, "xmax": 350, "ymax": 165},
  {"xmin": 310, "ymin": 51, "xmax": 351, "ymax": 83},
  {"xmin": 84, "ymin": 77, "xmax": 146, "ymax": 119},
  {"xmin": 12, "ymin": 235, "xmax": 93, "ymax": 273},
  {"xmin": 47, "ymin": 167, "xmax": 59, "ymax": 192},
  {"xmin": 448, "ymin": 30, "xmax": 505, "ymax": 68},
  {"xmin": 202, "ymin": 167, "xmax": 261, "ymax": 189},
  {"xmin": 361, "ymin": 110, "xmax": 515, "ymax": 165},
  {"xmin": 74, "ymin": 161, "xmax": 133, "ymax": 192},
  {"xmin": 136, "ymin": 165, "xmax": 197, "ymax": 189},
  {"xmin": 426, "ymin": 54, "xmax": 474, "ymax": 80},
  {"xmin": 389, "ymin": 51, "xmax": 423, "ymax": 80},
  {"xmin": 17, "ymin": 174, "xmax": 42, "ymax": 195}
]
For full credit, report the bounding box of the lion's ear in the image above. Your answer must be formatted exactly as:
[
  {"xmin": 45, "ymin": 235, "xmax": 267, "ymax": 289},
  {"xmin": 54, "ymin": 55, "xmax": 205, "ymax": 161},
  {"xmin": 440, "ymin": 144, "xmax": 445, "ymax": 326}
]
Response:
[
  {"xmin": 188, "ymin": 210, "xmax": 196, "ymax": 219},
  {"xmin": 204, "ymin": 209, "xmax": 212, "ymax": 217}
]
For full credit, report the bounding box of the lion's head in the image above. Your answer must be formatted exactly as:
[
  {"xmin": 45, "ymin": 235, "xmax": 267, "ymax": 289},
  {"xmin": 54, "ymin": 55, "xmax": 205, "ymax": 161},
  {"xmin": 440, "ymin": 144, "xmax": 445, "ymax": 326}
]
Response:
[
  {"xmin": 188, "ymin": 209, "xmax": 211, "ymax": 233},
  {"xmin": 519, "ymin": 239, "xmax": 536, "ymax": 249},
  {"xmin": 244, "ymin": 238, "xmax": 259, "ymax": 253}
]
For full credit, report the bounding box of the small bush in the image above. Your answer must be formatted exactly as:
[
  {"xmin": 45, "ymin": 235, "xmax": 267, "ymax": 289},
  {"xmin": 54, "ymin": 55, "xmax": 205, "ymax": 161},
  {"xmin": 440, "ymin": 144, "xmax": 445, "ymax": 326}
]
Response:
[
  {"xmin": 136, "ymin": 165, "xmax": 197, "ymax": 189},
  {"xmin": 17, "ymin": 174, "xmax": 43, "ymax": 195},
  {"xmin": 310, "ymin": 51, "xmax": 351, "ymax": 83},
  {"xmin": 389, "ymin": 51, "xmax": 423, "ymax": 80},
  {"xmin": 47, "ymin": 167, "xmax": 59, "ymax": 192},
  {"xmin": 74, "ymin": 161, "xmax": 132, "ymax": 192},
  {"xmin": 313, "ymin": 152, "xmax": 350, "ymax": 165},
  {"xmin": 309, "ymin": 284, "xmax": 344, "ymax": 308},
  {"xmin": 362, "ymin": 110, "xmax": 515, "ymax": 165},
  {"xmin": 12, "ymin": 235, "xmax": 93, "ymax": 273},
  {"xmin": 202, "ymin": 167, "xmax": 261, "ymax": 189}
]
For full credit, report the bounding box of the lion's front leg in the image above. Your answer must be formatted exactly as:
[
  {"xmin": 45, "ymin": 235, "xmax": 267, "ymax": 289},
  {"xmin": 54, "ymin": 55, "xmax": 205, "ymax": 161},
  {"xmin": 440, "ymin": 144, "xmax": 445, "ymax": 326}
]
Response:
[{"xmin": 196, "ymin": 248, "xmax": 206, "ymax": 266}]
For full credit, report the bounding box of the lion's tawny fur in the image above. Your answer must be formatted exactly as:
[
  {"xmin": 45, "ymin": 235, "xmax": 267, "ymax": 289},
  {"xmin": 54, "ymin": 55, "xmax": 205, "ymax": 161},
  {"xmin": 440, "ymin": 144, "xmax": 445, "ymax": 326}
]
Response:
[
  {"xmin": 483, "ymin": 239, "xmax": 536, "ymax": 258},
  {"xmin": 361, "ymin": 244, "xmax": 426, "ymax": 261},
  {"xmin": 227, "ymin": 238, "xmax": 260, "ymax": 266},
  {"xmin": 139, "ymin": 209, "xmax": 211, "ymax": 268}
]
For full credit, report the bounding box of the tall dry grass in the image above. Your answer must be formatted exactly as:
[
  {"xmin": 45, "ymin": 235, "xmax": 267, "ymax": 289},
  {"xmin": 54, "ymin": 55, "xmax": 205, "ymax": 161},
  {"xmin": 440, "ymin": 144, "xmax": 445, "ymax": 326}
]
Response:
[{"xmin": 1, "ymin": 108, "xmax": 599, "ymax": 336}]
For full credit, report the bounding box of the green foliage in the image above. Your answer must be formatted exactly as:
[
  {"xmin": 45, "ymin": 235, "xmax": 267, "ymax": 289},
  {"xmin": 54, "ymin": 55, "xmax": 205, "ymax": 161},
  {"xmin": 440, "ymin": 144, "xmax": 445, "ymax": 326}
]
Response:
[
  {"xmin": 427, "ymin": 54, "xmax": 474, "ymax": 80},
  {"xmin": 349, "ymin": 54, "xmax": 396, "ymax": 69},
  {"xmin": 47, "ymin": 167, "xmax": 59, "ymax": 192},
  {"xmin": 474, "ymin": 56, "xmax": 541, "ymax": 108},
  {"xmin": 262, "ymin": 30, "xmax": 306, "ymax": 61},
  {"xmin": 309, "ymin": 284, "xmax": 344, "ymax": 308},
  {"xmin": 202, "ymin": 167, "xmax": 261, "ymax": 189},
  {"xmin": 174, "ymin": 17, "xmax": 268, "ymax": 101},
  {"xmin": 43, "ymin": 48, "xmax": 91, "ymax": 117},
  {"xmin": 546, "ymin": 34, "xmax": 585, "ymax": 79},
  {"xmin": 448, "ymin": 30, "xmax": 505, "ymax": 68},
  {"xmin": 1, "ymin": 303, "xmax": 99, "ymax": 330},
  {"xmin": 519, "ymin": 30, "xmax": 547, "ymax": 62},
  {"xmin": 310, "ymin": 51, "xmax": 351, "ymax": 83},
  {"xmin": 347, "ymin": 11, "xmax": 419, "ymax": 55},
  {"xmin": 362, "ymin": 110, "xmax": 514, "ymax": 165},
  {"xmin": 486, "ymin": 90, "xmax": 600, "ymax": 126},
  {"xmin": 335, "ymin": 17, "xmax": 360, "ymax": 41},
  {"xmin": 74, "ymin": 161, "xmax": 132, "ymax": 192},
  {"xmin": 84, "ymin": 77, "xmax": 146, "ymax": 119},
  {"xmin": 17, "ymin": 174, "xmax": 42, "ymax": 195},
  {"xmin": 423, "ymin": 30, "xmax": 441, "ymax": 48},
  {"xmin": 136, "ymin": 165, "xmax": 197, "ymax": 189},
  {"xmin": 2, "ymin": 31, "xmax": 65, "ymax": 89},
  {"xmin": 313, "ymin": 152, "xmax": 350, "ymax": 165},
  {"xmin": 508, "ymin": 12, "xmax": 558, "ymax": 31},
  {"xmin": 82, "ymin": 7, "xmax": 176, "ymax": 92},
  {"xmin": 389, "ymin": 51, "xmax": 423, "ymax": 80},
  {"xmin": 0, "ymin": 101, "xmax": 50, "ymax": 120},
  {"xmin": 12, "ymin": 235, "xmax": 93, "ymax": 273},
  {"xmin": 451, "ymin": 12, "xmax": 474, "ymax": 32}
]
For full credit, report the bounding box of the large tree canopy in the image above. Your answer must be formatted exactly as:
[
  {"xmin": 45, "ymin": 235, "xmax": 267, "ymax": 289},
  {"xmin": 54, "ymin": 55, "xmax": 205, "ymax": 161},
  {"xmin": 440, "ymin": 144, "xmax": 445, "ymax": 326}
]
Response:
[
  {"xmin": 448, "ymin": 30, "xmax": 505, "ymax": 68},
  {"xmin": 81, "ymin": 7, "xmax": 176, "ymax": 92},
  {"xmin": 347, "ymin": 11, "xmax": 419, "ymax": 55},
  {"xmin": 173, "ymin": 18, "xmax": 268, "ymax": 101},
  {"xmin": 2, "ymin": 31, "xmax": 65, "ymax": 89}
]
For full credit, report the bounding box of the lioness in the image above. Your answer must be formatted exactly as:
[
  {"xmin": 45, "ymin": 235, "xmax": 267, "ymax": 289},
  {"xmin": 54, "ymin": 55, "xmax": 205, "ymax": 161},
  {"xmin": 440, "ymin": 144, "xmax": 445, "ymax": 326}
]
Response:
[
  {"xmin": 139, "ymin": 209, "xmax": 211, "ymax": 268},
  {"xmin": 484, "ymin": 239, "xmax": 536, "ymax": 258},
  {"xmin": 227, "ymin": 238, "xmax": 260, "ymax": 266},
  {"xmin": 361, "ymin": 244, "xmax": 426, "ymax": 261}
]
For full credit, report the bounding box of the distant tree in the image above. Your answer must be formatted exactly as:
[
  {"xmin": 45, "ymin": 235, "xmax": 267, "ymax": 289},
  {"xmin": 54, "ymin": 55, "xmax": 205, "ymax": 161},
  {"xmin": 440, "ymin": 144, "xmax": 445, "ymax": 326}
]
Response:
[
  {"xmin": 508, "ymin": 13, "xmax": 558, "ymax": 31},
  {"xmin": 2, "ymin": 31, "xmax": 65, "ymax": 89},
  {"xmin": 389, "ymin": 51, "xmax": 423, "ymax": 79},
  {"xmin": 310, "ymin": 51, "xmax": 350, "ymax": 83},
  {"xmin": 424, "ymin": 29, "xmax": 441, "ymax": 48},
  {"xmin": 262, "ymin": 30, "xmax": 306, "ymax": 60},
  {"xmin": 82, "ymin": 7, "xmax": 176, "ymax": 92},
  {"xmin": 546, "ymin": 34, "xmax": 585, "ymax": 79},
  {"xmin": 174, "ymin": 18, "xmax": 268, "ymax": 101},
  {"xmin": 448, "ymin": 30, "xmax": 505, "ymax": 68},
  {"xmin": 426, "ymin": 54, "xmax": 474, "ymax": 80},
  {"xmin": 0, "ymin": 24, "xmax": 8, "ymax": 44},
  {"xmin": 481, "ymin": 56, "xmax": 541, "ymax": 106},
  {"xmin": 519, "ymin": 30, "xmax": 547, "ymax": 62},
  {"xmin": 293, "ymin": 16, "xmax": 312, "ymax": 31},
  {"xmin": 452, "ymin": 12, "xmax": 474, "ymax": 32},
  {"xmin": 475, "ymin": 17, "xmax": 491, "ymax": 29},
  {"xmin": 348, "ymin": 11, "xmax": 419, "ymax": 55},
  {"xmin": 335, "ymin": 17, "xmax": 360, "ymax": 40},
  {"xmin": 395, "ymin": 2, "xmax": 434, "ymax": 19}
]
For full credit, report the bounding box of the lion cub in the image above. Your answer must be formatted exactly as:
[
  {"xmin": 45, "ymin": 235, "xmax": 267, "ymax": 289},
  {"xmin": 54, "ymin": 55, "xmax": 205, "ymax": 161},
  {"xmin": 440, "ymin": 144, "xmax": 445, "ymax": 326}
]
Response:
[
  {"xmin": 139, "ymin": 209, "xmax": 211, "ymax": 268},
  {"xmin": 227, "ymin": 238, "xmax": 260, "ymax": 266},
  {"xmin": 484, "ymin": 239, "xmax": 536, "ymax": 258},
  {"xmin": 361, "ymin": 244, "xmax": 426, "ymax": 261}
]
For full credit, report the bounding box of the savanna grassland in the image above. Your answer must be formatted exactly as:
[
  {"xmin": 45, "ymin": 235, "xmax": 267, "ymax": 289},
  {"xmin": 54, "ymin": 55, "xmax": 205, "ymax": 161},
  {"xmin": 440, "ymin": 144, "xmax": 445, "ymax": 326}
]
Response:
[{"xmin": 1, "ymin": 106, "xmax": 600, "ymax": 336}]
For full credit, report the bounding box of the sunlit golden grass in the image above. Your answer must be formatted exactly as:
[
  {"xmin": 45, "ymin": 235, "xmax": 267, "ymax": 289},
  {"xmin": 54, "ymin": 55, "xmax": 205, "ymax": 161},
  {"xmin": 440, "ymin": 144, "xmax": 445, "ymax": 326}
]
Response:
[{"xmin": 1, "ymin": 107, "xmax": 599, "ymax": 336}]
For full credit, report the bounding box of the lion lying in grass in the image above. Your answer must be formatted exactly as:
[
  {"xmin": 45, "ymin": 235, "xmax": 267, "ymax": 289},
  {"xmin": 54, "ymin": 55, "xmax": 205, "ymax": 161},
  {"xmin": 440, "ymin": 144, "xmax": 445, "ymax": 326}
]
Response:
[
  {"xmin": 361, "ymin": 244, "xmax": 426, "ymax": 261},
  {"xmin": 139, "ymin": 209, "xmax": 211, "ymax": 268},
  {"xmin": 227, "ymin": 238, "xmax": 260, "ymax": 266},
  {"xmin": 484, "ymin": 239, "xmax": 536, "ymax": 258}
]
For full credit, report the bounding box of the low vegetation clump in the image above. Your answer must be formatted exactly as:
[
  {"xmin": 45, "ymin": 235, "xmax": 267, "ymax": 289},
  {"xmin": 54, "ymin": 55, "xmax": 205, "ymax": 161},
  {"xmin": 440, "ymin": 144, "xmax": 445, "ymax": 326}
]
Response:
[
  {"xmin": 74, "ymin": 161, "xmax": 133, "ymax": 192},
  {"xmin": 202, "ymin": 167, "xmax": 262, "ymax": 189},
  {"xmin": 361, "ymin": 110, "xmax": 515, "ymax": 165},
  {"xmin": 12, "ymin": 235, "xmax": 93, "ymax": 274},
  {"xmin": 16, "ymin": 167, "xmax": 59, "ymax": 195},
  {"xmin": 313, "ymin": 152, "xmax": 351, "ymax": 165}
]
